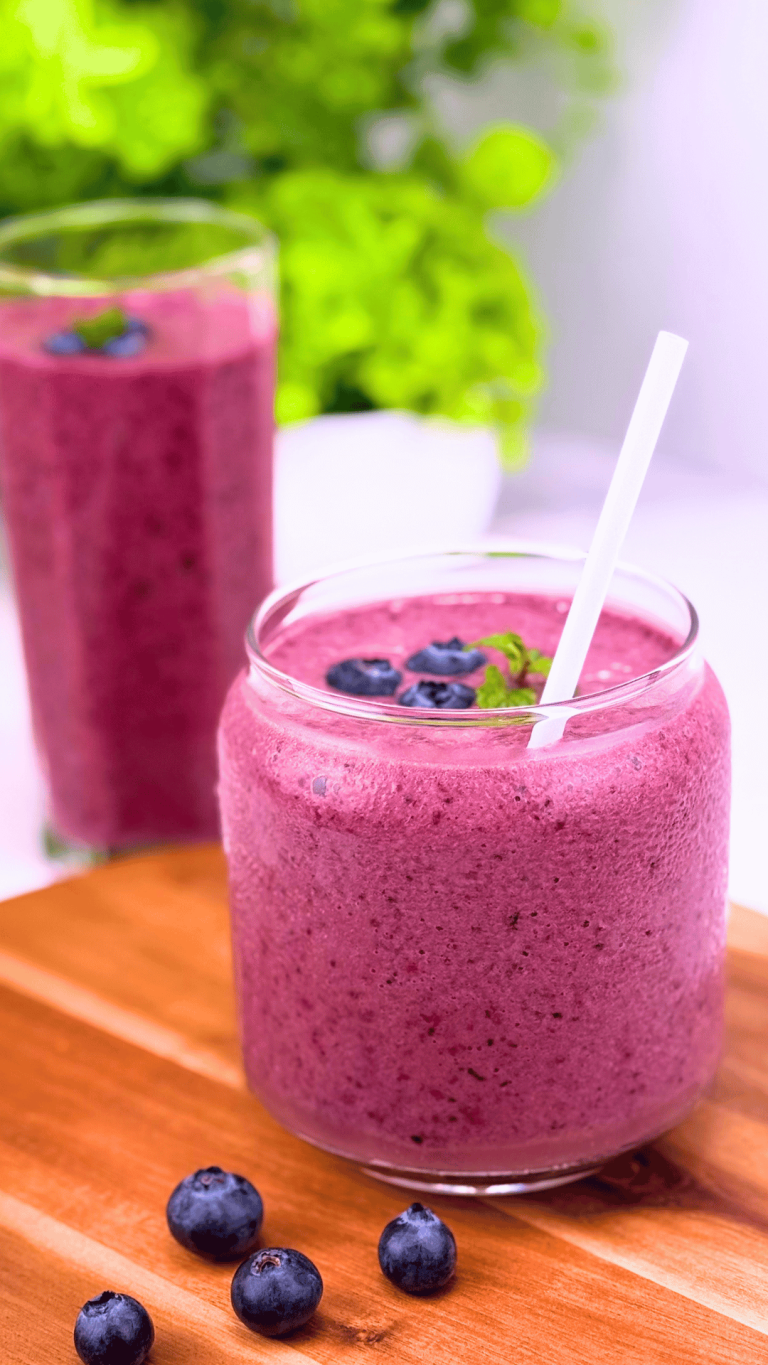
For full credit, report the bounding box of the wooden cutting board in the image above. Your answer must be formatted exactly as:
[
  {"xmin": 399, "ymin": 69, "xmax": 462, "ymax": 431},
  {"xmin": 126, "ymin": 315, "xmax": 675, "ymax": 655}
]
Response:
[{"xmin": 0, "ymin": 844, "xmax": 766, "ymax": 1364}]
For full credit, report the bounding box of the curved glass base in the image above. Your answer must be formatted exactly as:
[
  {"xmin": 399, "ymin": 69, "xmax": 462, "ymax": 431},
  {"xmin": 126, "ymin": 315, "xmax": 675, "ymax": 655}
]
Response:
[
  {"xmin": 361, "ymin": 1157, "xmax": 604, "ymax": 1197},
  {"xmin": 42, "ymin": 823, "xmax": 109, "ymax": 870},
  {"xmin": 265, "ymin": 1095, "xmax": 711, "ymax": 1200},
  {"xmin": 43, "ymin": 822, "xmax": 168, "ymax": 868}
]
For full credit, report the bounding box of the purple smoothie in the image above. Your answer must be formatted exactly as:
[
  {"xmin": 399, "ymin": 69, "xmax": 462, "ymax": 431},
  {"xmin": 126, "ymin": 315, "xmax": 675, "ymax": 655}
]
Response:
[
  {"xmin": 0, "ymin": 289, "xmax": 275, "ymax": 848},
  {"xmin": 218, "ymin": 576, "xmax": 730, "ymax": 1183}
]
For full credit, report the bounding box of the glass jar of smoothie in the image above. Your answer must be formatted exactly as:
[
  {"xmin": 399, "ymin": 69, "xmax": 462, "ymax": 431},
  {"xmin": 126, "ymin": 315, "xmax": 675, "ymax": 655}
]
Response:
[
  {"xmin": 0, "ymin": 199, "xmax": 276, "ymax": 852},
  {"xmin": 218, "ymin": 549, "xmax": 730, "ymax": 1195}
]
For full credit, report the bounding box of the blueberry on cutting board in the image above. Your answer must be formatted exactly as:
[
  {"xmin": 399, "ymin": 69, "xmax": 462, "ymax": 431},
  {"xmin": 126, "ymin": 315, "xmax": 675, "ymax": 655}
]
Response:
[
  {"xmin": 74, "ymin": 1292, "xmax": 154, "ymax": 1365},
  {"xmin": 231, "ymin": 1248, "xmax": 323, "ymax": 1336},
  {"xmin": 378, "ymin": 1202, "xmax": 457, "ymax": 1294},
  {"xmin": 326, "ymin": 657, "xmax": 401, "ymax": 696},
  {"xmin": 406, "ymin": 637, "xmax": 486, "ymax": 675},
  {"xmin": 166, "ymin": 1165, "xmax": 263, "ymax": 1260}
]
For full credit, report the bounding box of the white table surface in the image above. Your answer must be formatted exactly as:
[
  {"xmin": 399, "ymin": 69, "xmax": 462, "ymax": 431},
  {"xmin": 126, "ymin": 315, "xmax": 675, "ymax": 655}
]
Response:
[{"xmin": 1, "ymin": 430, "xmax": 766, "ymax": 913}]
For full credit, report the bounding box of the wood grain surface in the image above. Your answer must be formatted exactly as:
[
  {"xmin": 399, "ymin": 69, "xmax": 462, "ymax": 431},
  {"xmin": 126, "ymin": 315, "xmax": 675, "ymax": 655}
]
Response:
[{"xmin": 0, "ymin": 844, "xmax": 766, "ymax": 1363}]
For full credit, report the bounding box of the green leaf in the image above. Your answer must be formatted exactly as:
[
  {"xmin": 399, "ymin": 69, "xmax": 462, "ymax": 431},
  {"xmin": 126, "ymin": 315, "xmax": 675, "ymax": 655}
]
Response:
[
  {"xmin": 476, "ymin": 666, "xmax": 536, "ymax": 710},
  {"xmin": 460, "ymin": 124, "xmax": 556, "ymax": 210},
  {"xmin": 0, "ymin": 0, "xmax": 207, "ymax": 175},
  {"xmin": 516, "ymin": 0, "xmax": 561, "ymax": 28},
  {"xmin": 476, "ymin": 665, "xmax": 511, "ymax": 709},
  {"xmin": 527, "ymin": 648, "xmax": 553, "ymax": 678},
  {"xmin": 505, "ymin": 687, "xmax": 537, "ymax": 706},
  {"xmin": 471, "ymin": 630, "xmax": 553, "ymax": 704},
  {"xmin": 230, "ymin": 166, "xmax": 545, "ymax": 444},
  {"xmin": 470, "ymin": 631, "xmax": 526, "ymax": 675},
  {"xmin": 72, "ymin": 305, "xmax": 126, "ymax": 347}
]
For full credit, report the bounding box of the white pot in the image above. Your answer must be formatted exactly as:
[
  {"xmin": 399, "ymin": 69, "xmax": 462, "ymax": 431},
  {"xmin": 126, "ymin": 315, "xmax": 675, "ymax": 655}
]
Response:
[{"xmin": 274, "ymin": 410, "xmax": 502, "ymax": 584}]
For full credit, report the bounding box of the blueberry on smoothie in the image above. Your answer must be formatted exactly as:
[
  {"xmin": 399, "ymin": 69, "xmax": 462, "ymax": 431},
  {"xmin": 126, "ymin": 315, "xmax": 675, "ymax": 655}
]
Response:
[
  {"xmin": 74, "ymin": 1291, "xmax": 154, "ymax": 1365},
  {"xmin": 406, "ymin": 637, "xmax": 486, "ymax": 676},
  {"xmin": 378, "ymin": 1203, "xmax": 457, "ymax": 1294},
  {"xmin": 43, "ymin": 330, "xmax": 88, "ymax": 356},
  {"xmin": 166, "ymin": 1166, "xmax": 263, "ymax": 1260},
  {"xmin": 102, "ymin": 319, "xmax": 149, "ymax": 358},
  {"xmin": 399, "ymin": 680, "xmax": 475, "ymax": 709},
  {"xmin": 326, "ymin": 658, "xmax": 401, "ymax": 696},
  {"xmin": 231, "ymin": 1248, "xmax": 323, "ymax": 1336}
]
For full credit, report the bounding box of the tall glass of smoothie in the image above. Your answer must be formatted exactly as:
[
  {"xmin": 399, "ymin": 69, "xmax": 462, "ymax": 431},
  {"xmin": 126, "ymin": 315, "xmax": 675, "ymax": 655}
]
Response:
[
  {"xmin": 0, "ymin": 199, "xmax": 276, "ymax": 851},
  {"xmin": 218, "ymin": 549, "xmax": 730, "ymax": 1195}
]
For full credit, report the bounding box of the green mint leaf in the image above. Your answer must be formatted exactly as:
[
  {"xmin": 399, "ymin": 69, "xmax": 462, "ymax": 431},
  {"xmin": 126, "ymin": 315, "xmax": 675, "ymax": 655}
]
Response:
[
  {"xmin": 471, "ymin": 629, "xmax": 553, "ymax": 703},
  {"xmin": 72, "ymin": 307, "xmax": 127, "ymax": 349},
  {"xmin": 470, "ymin": 630, "xmax": 553, "ymax": 683},
  {"xmin": 476, "ymin": 664, "xmax": 511, "ymax": 709},
  {"xmin": 476, "ymin": 666, "xmax": 536, "ymax": 710},
  {"xmin": 527, "ymin": 648, "xmax": 553, "ymax": 678},
  {"xmin": 505, "ymin": 687, "xmax": 537, "ymax": 706},
  {"xmin": 469, "ymin": 631, "xmax": 526, "ymax": 675}
]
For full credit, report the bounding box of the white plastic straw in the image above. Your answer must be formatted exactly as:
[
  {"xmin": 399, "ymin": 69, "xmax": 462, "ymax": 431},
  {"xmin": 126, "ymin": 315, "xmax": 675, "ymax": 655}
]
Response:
[{"xmin": 528, "ymin": 330, "xmax": 688, "ymax": 749}]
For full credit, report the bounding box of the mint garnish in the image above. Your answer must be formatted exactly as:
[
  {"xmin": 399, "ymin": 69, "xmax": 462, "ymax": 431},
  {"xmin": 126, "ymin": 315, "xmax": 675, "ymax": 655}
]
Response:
[
  {"xmin": 526, "ymin": 648, "xmax": 552, "ymax": 679},
  {"xmin": 468, "ymin": 631, "xmax": 553, "ymax": 709},
  {"xmin": 72, "ymin": 306, "xmax": 127, "ymax": 349},
  {"xmin": 476, "ymin": 665, "xmax": 536, "ymax": 709}
]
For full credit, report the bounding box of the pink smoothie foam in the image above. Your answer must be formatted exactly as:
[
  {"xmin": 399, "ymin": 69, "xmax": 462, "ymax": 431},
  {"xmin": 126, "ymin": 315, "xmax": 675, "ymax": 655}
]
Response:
[
  {"xmin": 218, "ymin": 592, "xmax": 730, "ymax": 1177},
  {"xmin": 0, "ymin": 290, "xmax": 275, "ymax": 847}
]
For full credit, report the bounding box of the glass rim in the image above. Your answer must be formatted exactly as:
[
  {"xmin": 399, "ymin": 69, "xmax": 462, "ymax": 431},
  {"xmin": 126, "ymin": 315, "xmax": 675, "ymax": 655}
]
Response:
[
  {"xmin": 245, "ymin": 545, "xmax": 700, "ymax": 728},
  {"xmin": 0, "ymin": 197, "xmax": 276, "ymax": 296}
]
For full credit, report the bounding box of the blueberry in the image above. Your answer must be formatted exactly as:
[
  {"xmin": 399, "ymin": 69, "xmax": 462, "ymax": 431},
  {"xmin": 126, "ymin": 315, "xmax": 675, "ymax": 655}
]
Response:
[
  {"xmin": 378, "ymin": 1202, "xmax": 457, "ymax": 1294},
  {"xmin": 43, "ymin": 330, "xmax": 87, "ymax": 356},
  {"xmin": 102, "ymin": 321, "xmax": 149, "ymax": 358},
  {"xmin": 399, "ymin": 680, "xmax": 475, "ymax": 709},
  {"xmin": 326, "ymin": 658, "xmax": 401, "ymax": 697},
  {"xmin": 231, "ymin": 1248, "xmax": 323, "ymax": 1337},
  {"xmin": 166, "ymin": 1165, "xmax": 263, "ymax": 1260},
  {"xmin": 406, "ymin": 637, "xmax": 486, "ymax": 675},
  {"xmin": 74, "ymin": 1291, "xmax": 154, "ymax": 1365}
]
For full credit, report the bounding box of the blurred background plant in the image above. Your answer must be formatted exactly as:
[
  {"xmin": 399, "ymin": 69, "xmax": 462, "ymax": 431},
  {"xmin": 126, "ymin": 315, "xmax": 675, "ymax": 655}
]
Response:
[{"xmin": 0, "ymin": 0, "xmax": 611, "ymax": 463}]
